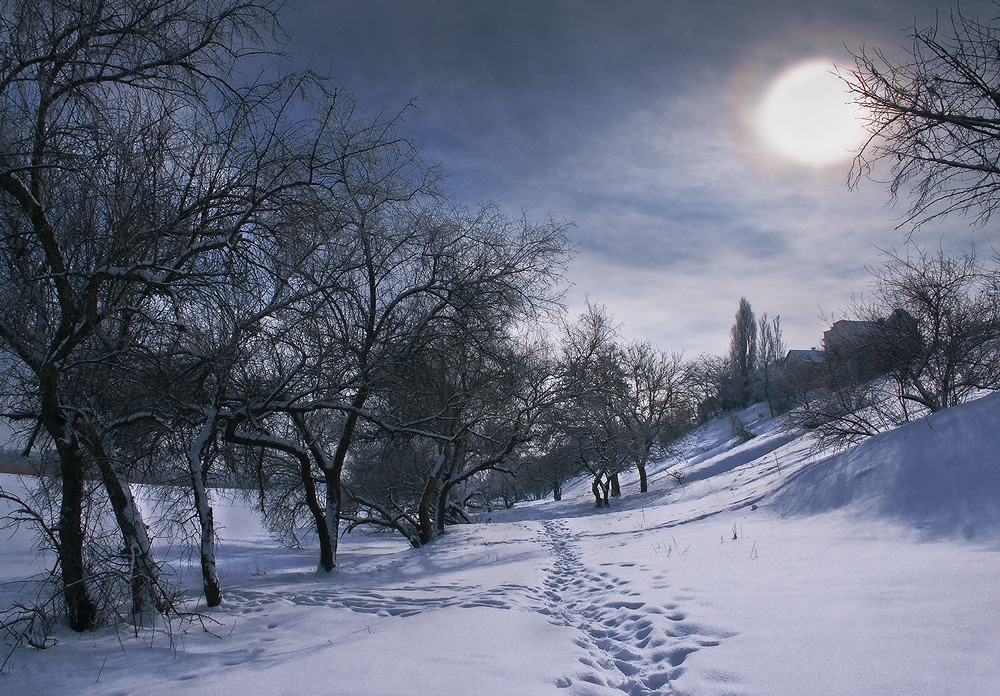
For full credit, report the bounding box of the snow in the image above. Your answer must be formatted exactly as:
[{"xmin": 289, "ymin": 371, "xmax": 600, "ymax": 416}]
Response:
[{"xmin": 2, "ymin": 394, "xmax": 999, "ymax": 694}]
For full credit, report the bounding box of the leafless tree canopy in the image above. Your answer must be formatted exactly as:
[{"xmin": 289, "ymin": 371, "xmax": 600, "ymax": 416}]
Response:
[
  {"xmin": 0, "ymin": 0, "xmax": 584, "ymax": 640},
  {"xmin": 532, "ymin": 305, "xmax": 696, "ymax": 507},
  {"xmin": 848, "ymin": 5, "xmax": 1000, "ymax": 226},
  {"xmin": 793, "ymin": 245, "xmax": 1000, "ymax": 448}
]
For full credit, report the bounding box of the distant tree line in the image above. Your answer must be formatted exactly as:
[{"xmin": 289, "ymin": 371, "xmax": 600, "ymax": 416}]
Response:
[
  {"xmin": 521, "ymin": 304, "xmax": 695, "ymax": 508},
  {"xmin": 704, "ymin": 245, "xmax": 1000, "ymax": 449}
]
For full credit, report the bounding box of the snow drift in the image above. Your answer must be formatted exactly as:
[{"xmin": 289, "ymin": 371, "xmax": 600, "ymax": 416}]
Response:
[{"xmin": 770, "ymin": 391, "xmax": 1000, "ymax": 540}]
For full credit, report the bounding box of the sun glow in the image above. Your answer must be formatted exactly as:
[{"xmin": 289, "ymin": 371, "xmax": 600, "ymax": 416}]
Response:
[{"xmin": 754, "ymin": 59, "xmax": 867, "ymax": 167}]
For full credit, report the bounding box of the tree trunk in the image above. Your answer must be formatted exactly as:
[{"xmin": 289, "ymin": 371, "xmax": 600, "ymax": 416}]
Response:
[
  {"xmin": 301, "ymin": 457, "xmax": 334, "ymax": 572},
  {"xmin": 637, "ymin": 463, "xmax": 648, "ymax": 493},
  {"xmin": 188, "ymin": 412, "xmax": 222, "ymax": 607},
  {"xmin": 417, "ymin": 476, "xmax": 438, "ymax": 545},
  {"xmin": 418, "ymin": 449, "xmax": 447, "ymax": 545},
  {"xmin": 56, "ymin": 440, "xmax": 97, "ymax": 631},
  {"xmin": 435, "ymin": 478, "xmax": 455, "ymax": 535},
  {"xmin": 592, "ymin": 472, "xmax": 611, "ymax": 507},
  {"xmin": 610, "ymin": 472, "xmax": 621, "ymax": 497},
  {"xmin": 41, "ymin": 372, "xmax": 97, "ymax": 632},
  {"xmin": 321, "ymin": 473, "xmax": 341, "ymax": 568},
  {"xmin": 196, "ymin": 500, "xmax": 223, "ymax": 607},
  {"xmin": 324, "ymin": 388, "xmax": 370, "ymax": 569},
  {"xmin": 94, "ymin": 446, "xmax": 164, "ymax": 625},
  {"xmin": 552, "ymin": 481, "xmax": 562, "ymax": 501},
  {"xmin": 295, "ymin": 416, "xmax": 334, "ymax": 572}
]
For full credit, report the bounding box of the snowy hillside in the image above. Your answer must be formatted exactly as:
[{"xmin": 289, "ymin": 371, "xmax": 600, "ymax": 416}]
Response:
[{"xmin": 2, "ymin": 395, "xmax": 999, "ymax": 695}]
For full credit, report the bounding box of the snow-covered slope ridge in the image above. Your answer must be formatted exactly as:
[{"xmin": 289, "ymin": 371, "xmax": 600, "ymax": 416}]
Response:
[{"xmin": 770, "ymin": 391, "xmax": 1000, "ymax": 540}]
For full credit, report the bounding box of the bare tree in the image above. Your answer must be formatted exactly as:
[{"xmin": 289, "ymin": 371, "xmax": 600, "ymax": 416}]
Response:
[
  {"xmin": 688, "ymin": 353, "xmax": 729, "ymax": 422},
  {"xmin": 797, "ymin": 245, "xmax": 1000, "ymax": 446},
  {"xmin": 417, "ymin": 338, "xmax": 557, "ymax": 543},
  {"xmin": 756, "ymin": 313, "xmax": 787, "ymax": 415},
  {"xmin": 337, "ymin": 205, "xmax": 569, "ymax": 546},
  {"xmin": 618, "ymin": 342, "xmax": 691, "ymax": 493},
  {"xmin": 518, "ymin": 446, "xmax": 580, "ymax": 502},
  {"xmin": 0, "ymin": 0, "xmax": 292, "ymax": 630},
  {"xmin": 857, "ymin": 246, "xmax": 1000, "ymax": 412},
  {"xmin": 848, "ymin": 6, "xmax": 1000, "ymax": 227},
  {"xmin": 793, "ymin": 375, "xmax": 907, "ymax": 449},
  {"xmin": 553, "ymin": 305, "xmax": 632, "ymax": 507}
]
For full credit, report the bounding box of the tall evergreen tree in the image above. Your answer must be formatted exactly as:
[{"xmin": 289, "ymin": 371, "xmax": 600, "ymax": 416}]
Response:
[{"xmin": 728, "ymin": 298, "xmax": 757, "ymax": 408}]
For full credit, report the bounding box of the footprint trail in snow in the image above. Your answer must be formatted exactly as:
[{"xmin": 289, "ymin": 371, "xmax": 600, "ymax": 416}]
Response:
[
  {"xmin": 536, "ymin": 519, "xmax": 728, "ymax": 695},
  {"xmin": 223, "ymin": 520, "xmax": 731, "ymax": 695}
]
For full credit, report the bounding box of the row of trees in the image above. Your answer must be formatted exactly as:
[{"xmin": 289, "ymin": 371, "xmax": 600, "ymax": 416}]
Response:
[
  {"xmin": 0, "ymin": 0, "xmax": 576, "ymax": 635},
  {"xmin": 0, "ymin": 0, "xmax": 699, "ymax": 641},
  {"xmin": 333, "ymin": 303, "xmax": 696, "ymax": 532},
  {"xmin": 538, "ymin": 306, "xmax": 692, "ymax": 505}
]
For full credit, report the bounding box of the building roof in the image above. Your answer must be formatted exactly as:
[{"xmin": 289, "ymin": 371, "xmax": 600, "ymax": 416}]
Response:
[{"xmin": 784, "ymin": 349, "xmax": 824, "ymax": 364}]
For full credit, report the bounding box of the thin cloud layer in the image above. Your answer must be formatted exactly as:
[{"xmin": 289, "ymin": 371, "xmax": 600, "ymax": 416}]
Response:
[{"xmin": 284, "ymin": 0, "xmax": 1000, "ymax": 355}]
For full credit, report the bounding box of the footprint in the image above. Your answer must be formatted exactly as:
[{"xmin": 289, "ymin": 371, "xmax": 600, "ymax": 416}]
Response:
[
  {"xmin": 645, "ymin": 670, "xmax": 673, "ymax": 690},
  {"xmin": 578, "ymin": 671, "xmax": 607, "ymax": 686},
  {"xmin": 614, "ymin": 659, "xmax": 640, "ymax": 676},
  {"xmin": 666, "ymin": 646, "xmax": 698, "ymax": 666},
  {"xmin": 614, "ymin": 647, "xmax": 640, "ymax": 661}
]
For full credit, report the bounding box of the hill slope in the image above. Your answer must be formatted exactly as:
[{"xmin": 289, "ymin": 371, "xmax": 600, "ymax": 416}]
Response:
[{"xmin": 1, "ymin": 395, "xmax": 998, "ymax": 695}]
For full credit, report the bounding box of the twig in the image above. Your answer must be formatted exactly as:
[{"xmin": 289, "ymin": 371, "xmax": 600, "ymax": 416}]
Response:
[{"xmin": 96, "ymin": 651, "xmax": 110, "ymax": 683}]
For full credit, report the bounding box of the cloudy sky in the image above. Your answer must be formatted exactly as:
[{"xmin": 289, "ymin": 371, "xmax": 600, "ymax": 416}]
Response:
[{"xmin": 281, "ymin": 0, "xmax": 1000, "ymax": 356}]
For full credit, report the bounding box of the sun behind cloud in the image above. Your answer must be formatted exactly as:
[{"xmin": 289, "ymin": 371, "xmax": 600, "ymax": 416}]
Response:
[{"xmin": 754, "ymin": 59, "xmax": 868, "ymax": 167}]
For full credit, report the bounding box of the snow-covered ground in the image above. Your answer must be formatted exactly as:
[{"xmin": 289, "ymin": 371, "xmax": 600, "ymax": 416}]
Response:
[{"xmin": 2, "ymin": 395, "xmax": 999, "ymax": 695}]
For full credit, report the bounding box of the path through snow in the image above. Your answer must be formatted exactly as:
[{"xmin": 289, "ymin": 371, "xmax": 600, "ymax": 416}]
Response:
[
  {"xmin": 535, "ymin": 519, "xmax": 729, "ymax": 695},
  {"xmin": 205, "ymin": 518, "xmax": 731, "ymax": 696}
]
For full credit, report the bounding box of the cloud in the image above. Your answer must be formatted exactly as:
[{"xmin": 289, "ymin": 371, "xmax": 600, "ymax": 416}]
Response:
[{"xmin": 283, "ymin": 0, "xmax": 1000, "ymax": 356}]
